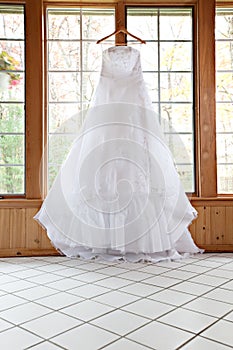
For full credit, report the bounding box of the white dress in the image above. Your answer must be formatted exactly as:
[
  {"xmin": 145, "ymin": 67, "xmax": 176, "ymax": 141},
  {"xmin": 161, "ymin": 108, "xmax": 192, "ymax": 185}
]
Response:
[{"xmin": 34, "ymin": 46, "xmax": 202, "ymax": 262}]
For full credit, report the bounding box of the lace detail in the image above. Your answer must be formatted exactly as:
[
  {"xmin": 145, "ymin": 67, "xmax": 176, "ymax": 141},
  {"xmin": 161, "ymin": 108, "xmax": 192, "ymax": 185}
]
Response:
[{"xmin": 102, "ymin": 46, "xmax": 142, "ymax": 78}]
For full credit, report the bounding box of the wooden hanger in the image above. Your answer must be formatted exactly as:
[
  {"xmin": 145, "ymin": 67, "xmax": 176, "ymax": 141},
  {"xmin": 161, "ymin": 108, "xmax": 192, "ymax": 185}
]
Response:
[{"xmin": 96, "ymin": 27, "xmax": 146, "ymax": 45}]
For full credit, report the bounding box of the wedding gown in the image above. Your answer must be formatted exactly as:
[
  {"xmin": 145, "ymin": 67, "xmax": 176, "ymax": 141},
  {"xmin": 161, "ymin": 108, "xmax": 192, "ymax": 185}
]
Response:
[{"xmin": 34, "ymin": 46, "xmax": 202, "ymax": 262}]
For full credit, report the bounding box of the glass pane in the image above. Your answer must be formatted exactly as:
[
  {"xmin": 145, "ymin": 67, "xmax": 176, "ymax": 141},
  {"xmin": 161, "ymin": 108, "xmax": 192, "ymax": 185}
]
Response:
[
  {"xmin": 143, "ymin": 72, "xmax": 158, "ymax": 102},
  {"xmin": 127, "ymin": 8, "xmax": 158, "ymax": 40},
  {"xmin": 82, "ymin": 42, "xmax": 103, "ymax": 71},
  {"xmin": 160, "ymin": 73, "xmax": 192, "ymax": 102},
  {"xmin": 47, "ymin": 8, "xmax": 115, "ymax": 188},
  {"xmin": 82, "ymin": 9, "xmax": 115, "ymax": 39},
  {"xmin": 127, "ymin": 6, "xmax": 194, "ymax": 192},
  {"xmin": 216, "ymin": 8, "xmax": 233, "ymax": 193},
  {"xmin": 49, "ymin": 103, "xmax": 82, "ymax": 133},
  {"xmin": 216, "ymin": 72, "xmax": 233, "ymax": 102},
  {"xmin": 160, "ymin": 42, "xmax": 192, "ymax": 71},
  {"xmin": 217, "ymin": 134, "xmax": 233, "ymax": 164},
  {"xmin": 159, "ymin": 9, "xmax": 193, "ymax": 40},
  {"xmin": 164, "ymin": 133, "xmax": 194, "ymax": 164},
  {"xmin": 82, "ymin": 72, "xmax": 99, "ymax": 104},
  {"xmin": 139, "ymin": 43, "xmax": 158, "ymax": 71},
  {"xmin": 48, "ymin": 72, "xmax": 81, "ymax": 102},
  {"xmin": 177, "ymin": 164, "xmax": 194, "ymax": 192},
  {"xmin": 218, "ymin": 164, "xmax": 233, "ymax": 193},
  {"xmin": 0, "ymin": 41, "xmax": 24, "ymax": 70},
  {"xmin": 216, "ymin": 103, "xmax": 233, "ymax": 132},
  {"xmin": 48, "ymin": 165, "xmax": 61, "ymax": 188},
  {"xmin": 0, "ymin": 104, "xmax": 24, "ymax": 133},
  {"xmin": 0, "ymin": 5, "xmax": 25, "ymax": 195},
  {"xmin": 0, "ymin": 135, "xmax": 24, "ymax": 165},
  {"xmin": 215, "ymin": 9, "xmax": 233, "ymax": 40},
  {"xmin": 48, "ymin": 134, "xmax": 77, "ymax": 167},
  {"xmin": 216, "ymin": 41, "xmax": 233, "ymax": 71},
  {"xmin": 0, "ymin": 6, "xmax": 24, "ymax": 39},
  {"xmin": 48, "ymin": 42, "xmax": 80, "ymax": 71},
  {"xmin": 0, "ymin": 166, "xmax": 24, "ymax": 194},
  {"xmin": 161, "ymin": 103, "xmax": 193, "ymax": 133},
  {"xmin": 48, "ymin": 9, "xmax": 81, "ymax": 40}
]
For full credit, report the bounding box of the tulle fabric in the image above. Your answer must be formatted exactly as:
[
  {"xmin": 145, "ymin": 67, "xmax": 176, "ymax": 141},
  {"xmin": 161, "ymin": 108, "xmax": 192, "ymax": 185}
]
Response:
[{"xmin": 34, "ymin": 46, "xmax": 203, "ymax": 262}]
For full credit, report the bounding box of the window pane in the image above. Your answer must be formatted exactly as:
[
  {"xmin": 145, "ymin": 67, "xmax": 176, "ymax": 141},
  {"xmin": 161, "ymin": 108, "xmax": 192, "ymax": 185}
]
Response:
[
  {"xmin": 161, "ymin": 103, "xmax": 193, "ymax": 133},
  {"xmin": 159, "ymin": 8, "xmax": 192, "ymax": 40},
  {"xmin": 127, "ymin": 7, "xmax": 194, "ymax": 192},
  {"xmin": 0, "ymin": 5, "xmax": 25, "ymax": 195},
  {"xmin": 48, "ymin": 42, "xmax": 80, "ymax": 71},
  {"xmin": 82, "ymin": 9, "xmax": 115, "ymax": 39},
  {"xmin": 216, "ymin": 8, "xmax": 233, "ymax": 193},
  {"xmin": 0, "ymin": 104, "xmax": 24, "ymax": 133},
  {"xmin": 47, "ymin": 8, "xmax": 115, "ymax": 187},
  {"xmin": 49, "ymin": 103, "xmax": 82, "ymax": 133},
  {"xmin": 48, "ymin": 72, "xmax": 81, "ymax": 102},
  {"xmin": 0, "ymin": 7, "xmax": 24, "ymax": 39},
  {"xmin": 0, "ymin": 166, "xmax": 24, "ymax": 194},
  {"xmin": 216, "ymin": 72, "xmax": 233, "ymax": 102},
  {"xmin": 160, "ymin": 73, "xmax": 192, "ymax": 102},
  {"xmin": 160, "ymin": 42, "xmax": 192, "ymax": 71},
  {"xmin": 143, "ymin": 73, "xmax": 158, "ymax": 102},
  {"xmin": 48, "ymin": 9, "xmax": 81, "ymax": 40},
  {"xmin": 126, "ymin": 9, "xmax": 158, "ymax": 40}
]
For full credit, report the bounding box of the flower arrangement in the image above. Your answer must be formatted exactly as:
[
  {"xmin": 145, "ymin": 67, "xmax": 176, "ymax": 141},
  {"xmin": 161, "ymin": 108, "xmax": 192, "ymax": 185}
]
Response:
[{"xmin": 0, "ymin": 51, "xmax": 21, "ymax": 89}]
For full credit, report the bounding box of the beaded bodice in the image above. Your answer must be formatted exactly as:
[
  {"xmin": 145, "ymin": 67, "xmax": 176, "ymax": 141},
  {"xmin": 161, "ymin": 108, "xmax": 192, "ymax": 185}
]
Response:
[{"xmin": 101, "ymin": 46, "xmax": 142, "ymax": 78}]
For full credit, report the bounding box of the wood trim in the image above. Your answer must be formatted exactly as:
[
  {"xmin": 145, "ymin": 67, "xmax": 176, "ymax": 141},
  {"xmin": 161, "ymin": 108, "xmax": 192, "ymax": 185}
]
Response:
[
  {"xmin": 44, "ymin": 1, "xmax": 198, "ymax": 4},
  {"xmin": 217, "ymin": 2, "xmax": 233, "ymax": 5},
  {"xmin": 191, "ymin": 199, "xmax": 233, "ymax": 206},
  {"xmin": 0, "ymin": 249, "xmax": 58, "ymax": 257},
  {"xmin": 198, "ymin": 0, "xmax": 217, "ymax": 197},
  {"xmin": 0, "ymin": 0, "xmax": 25, "ymax": 3},
  {"xmin": 197, "ymin": 245, "xmax": 233, "ymax": 252},
  {"xmin": 116, "ymin": 1, "xmax": 126, "ymax": 44},
  {"xmin": 0, "ymin": 200, "xmax": 42, "ymax": 208},
  {"xmin": 43, "ymin": 1, "xmax": 118, "ymax": 6},
  {"xmin": 25, "ymin": 0, "xmax": 44, "ymax": 199}
]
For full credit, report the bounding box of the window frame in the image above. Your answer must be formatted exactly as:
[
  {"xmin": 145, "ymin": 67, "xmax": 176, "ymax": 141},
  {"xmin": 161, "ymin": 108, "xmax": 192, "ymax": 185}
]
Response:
[
  {"xmin": 215, "ymin": 4, "xmax": 233, "ymax": 195},
  {"xmin": 126, "ymin": 5, "xmax": 197, "ymax": 194},
  {"xmin": 0, "ymin": 3, "xmax": 26, "ymax": 198},
  {"xmin": 0, "ymin": 0, "xmax": 222, "ymax": 207}
]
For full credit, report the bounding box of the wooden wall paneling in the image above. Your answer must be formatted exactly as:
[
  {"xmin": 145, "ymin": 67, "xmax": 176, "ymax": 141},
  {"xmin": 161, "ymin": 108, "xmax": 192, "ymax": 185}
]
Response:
[
  {"xmin": 40, "ymin": 226, "xmax": 56, "ymax": 250},
  {"xmin": 25, "ymin": 208, "xmax": 42, "ymax": 249},
  {"xmin": 193, "ymin": 206, "xmax": 211, "ymax": 246},
  {"xmin": 204, "ymin": 206, "xmax": 212, "ymax": 245},
  {"xmin": 210, "ymin": 206, "xmax": 226, "ymax": 245},
  {"xmin": 192, "ymin": 206, "xmax": 205, "ymax": 245},
  {"xmin": 9, "ymin": 209, "xmax": 26, "ymax": 249},
  {"xmin": 0, "ymin": 209, "xmax": 11, "ymax": 249},
  {"xmin": 225, "ymin": 207, "xmax": 233, "ymax": 244},
  {"xmin": 189, "ymin": 217, "xmax": 196, "ymax": 240}
]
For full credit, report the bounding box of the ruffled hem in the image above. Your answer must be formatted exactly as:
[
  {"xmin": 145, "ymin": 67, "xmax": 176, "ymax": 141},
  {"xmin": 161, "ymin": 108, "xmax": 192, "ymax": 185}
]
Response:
[
  {"xmin": 48, "ymin": 244, "xmax": 204, "ymax": 263},
  {"xmin": 34, "ymin": 206, "xmax": 204, "ymax": 263}
]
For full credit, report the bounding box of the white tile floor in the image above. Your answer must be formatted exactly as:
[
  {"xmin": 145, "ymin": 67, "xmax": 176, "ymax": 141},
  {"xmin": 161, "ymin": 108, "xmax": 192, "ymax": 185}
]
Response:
[{"xmin": 0, "ymin": 253, "xmax": 233, "ymax": 349}]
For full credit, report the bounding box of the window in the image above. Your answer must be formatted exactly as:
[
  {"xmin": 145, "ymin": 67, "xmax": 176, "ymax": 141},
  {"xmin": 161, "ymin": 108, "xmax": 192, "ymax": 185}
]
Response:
[
  {"xmin": 0, "ymin": 5, "xmax": 25, "ymax": 195},
  {"xmin": 216, "ymin": 8, "xmax": 233, "ymax": 193},
  {"xmin": 127, "ymin": 7, "xmax": 195, "ymax": 192},
  {"xmin": 47, "ymin": 8, "xmax": 115, "ymax": 186},
  {"xmin": 46, "ymin": 7, "xmax": 115, "ymax": 187}
]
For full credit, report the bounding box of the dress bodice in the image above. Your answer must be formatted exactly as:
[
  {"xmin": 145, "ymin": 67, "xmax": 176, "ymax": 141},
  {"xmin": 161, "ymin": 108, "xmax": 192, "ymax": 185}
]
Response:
[
  {"xmin": 101, "ymin": 46, "xmax": 142, "ymax": 79},
  {"xmin": 92, "ymin": 45, "xmax": 151, "ymax": 107}
]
